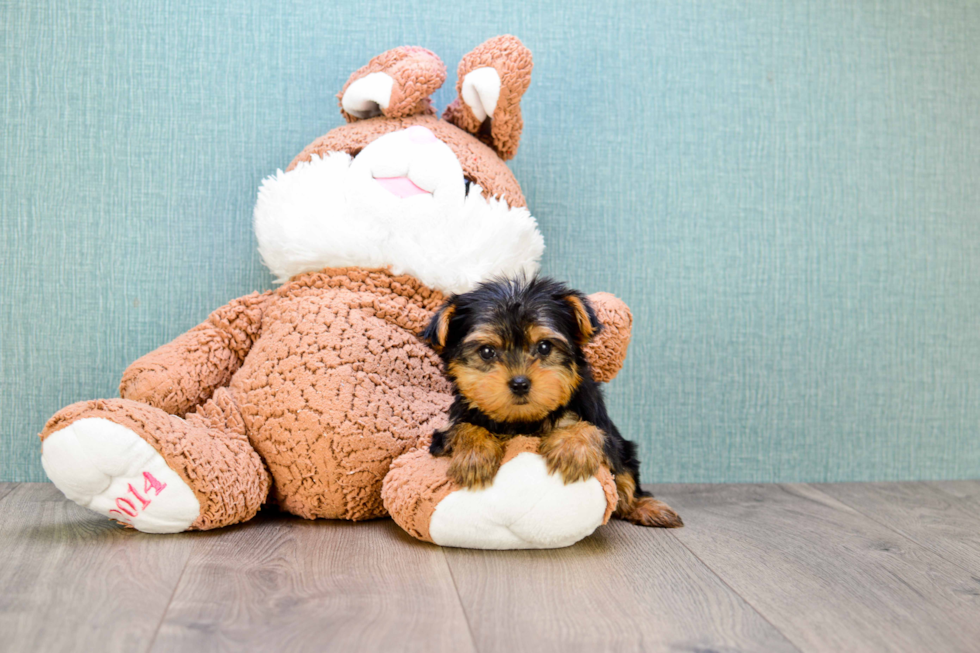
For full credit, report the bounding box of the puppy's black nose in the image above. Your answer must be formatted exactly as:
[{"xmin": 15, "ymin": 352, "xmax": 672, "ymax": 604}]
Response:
[{"xmin": 509, "ymin": 376, "xmax": 531, "ymax": 396}]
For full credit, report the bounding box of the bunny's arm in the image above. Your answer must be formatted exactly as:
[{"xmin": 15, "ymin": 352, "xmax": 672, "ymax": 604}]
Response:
[
  {"xmin": 119, "ymin": 291, "xmax": 274, "ymax": 416},
  {"xmin": 583, "ymin": 292, "xmax": 633, "ymax": 383}
]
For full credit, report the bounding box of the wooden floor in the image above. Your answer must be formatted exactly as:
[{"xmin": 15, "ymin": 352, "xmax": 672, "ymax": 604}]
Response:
[{"xmin": 1, "ymin": 482, "xmax": 979, "ymax": 652}]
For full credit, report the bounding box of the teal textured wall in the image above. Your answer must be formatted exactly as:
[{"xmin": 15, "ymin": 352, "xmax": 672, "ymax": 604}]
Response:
[{"xmin": 3, "ymin": 1, "xmax": 979, "ymax": 483}]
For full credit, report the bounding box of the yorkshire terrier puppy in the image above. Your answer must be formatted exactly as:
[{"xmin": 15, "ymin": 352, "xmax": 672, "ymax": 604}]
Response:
[{"xmin": 422, "ymin": 276, "xmax": 683, "ymax": 528}]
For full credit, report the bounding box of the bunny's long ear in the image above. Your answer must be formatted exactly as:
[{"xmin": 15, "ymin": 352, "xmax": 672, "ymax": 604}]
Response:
[
  {"xmin": 443, "ymin": 35, "xmax": 533, "ymax": 161},
  {"xmin": 338, "ymin": 47, "xmax": 447, "ymax": 122}
]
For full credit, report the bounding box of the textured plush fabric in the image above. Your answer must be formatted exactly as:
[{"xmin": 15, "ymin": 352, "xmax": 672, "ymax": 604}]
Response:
[
  {"xmin": 288, "ymin": 114, "xmax": 527, "ymax": 209},
  {"xmin": 339, "ymin": 46, "xmax": 446, "ymax": 122},
  {"xmin": 257, "ymin": 125, "xmax": 544, "ymax": 291},
  {"xmin": 30, "ymin": 30, "xmax": 637, "ymax": 532},
  {"xmin": 41, "ymin": 416, "xmax": 203, "ymax": 532},
  {"xmin": 122, "ymin": 267, "xmax": 452, "ymax": 521},
  {"xmin": 582, "ymin": 292, "xmax": 633, "ymax": 384},
  {"xmin": 49, "ymin": 265, "xmax": 632, "ymax": 526},
  {"xmin": 442, "ymin": 35, "xmax": 533, "ymax": 161},
  {"xmin": 40, "ymin": 392, "xmax": 270, "ymax": 530},
  {"xmin": 382, "ymin": 436, "xmax": 618, "ymax": 544},
  {"xmin": 6, "ymin": 2, "xmax": 980, "ymax": 485},
  {"xmin": 119, "ymin": 292, "xmax": 273, "ymax": 417},
  {"xmin": 229, "ymin": 269, "xmax": 451, "ymax": 520}
]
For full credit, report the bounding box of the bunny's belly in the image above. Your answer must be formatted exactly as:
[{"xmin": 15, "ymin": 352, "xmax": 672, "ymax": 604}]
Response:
[{"xmin": 230, "ymin": 276, "xmax": 452, "ymax": 520}]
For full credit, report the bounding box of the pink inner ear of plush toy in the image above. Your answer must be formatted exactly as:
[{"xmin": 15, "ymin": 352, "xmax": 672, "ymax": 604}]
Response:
[{"xmin": 374, "ymin": 176, "xmax": 431, "ymax": 198}]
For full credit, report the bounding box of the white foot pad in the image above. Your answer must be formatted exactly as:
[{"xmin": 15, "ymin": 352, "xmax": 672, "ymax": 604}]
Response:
[
  {"xmin": 428, "ymin": 452, "xmax": 609, "ymax": 550},
  {"xmin": 41, "ymin": 418, "xmax": 200, "ymax": 533}
]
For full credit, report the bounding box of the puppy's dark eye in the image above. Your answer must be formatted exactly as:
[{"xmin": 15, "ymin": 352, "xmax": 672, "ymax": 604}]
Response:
[
  {"xmin": 478, "ymin": 345, "xmax": 496, "ymax": 361},
  {"xmin": 536, "ymin": 341, "xmax": 553, "ymax": 357},
  {"xmin": 464, "ymin": 178, "xmax": 473, "ymax": 197}
]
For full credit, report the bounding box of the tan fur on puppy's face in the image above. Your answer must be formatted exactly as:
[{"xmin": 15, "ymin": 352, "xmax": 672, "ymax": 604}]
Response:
[
  {"xmin": 436, "ymin": 277, "xmax": 590, "ymax": 423},
  {"xmin": 449, "ymin": 353, "xmax": 580, "ymax": 423}
]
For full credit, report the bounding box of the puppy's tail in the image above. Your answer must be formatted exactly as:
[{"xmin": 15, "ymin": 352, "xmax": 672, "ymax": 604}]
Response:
[{"xmin": 614, "ymin": 474, "xmax": 684, "ymax": 528}]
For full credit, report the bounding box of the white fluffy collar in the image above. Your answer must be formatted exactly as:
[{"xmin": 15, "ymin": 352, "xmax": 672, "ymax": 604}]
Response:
[{"xmin": 254, "ymin": 152, "xmax": 544, "ymax": 295}]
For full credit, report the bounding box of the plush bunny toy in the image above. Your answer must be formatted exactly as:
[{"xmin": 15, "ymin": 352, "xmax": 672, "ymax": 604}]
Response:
[{"xmin": 39, "ymin": 36, "xmax": 634, "ymax": 548}]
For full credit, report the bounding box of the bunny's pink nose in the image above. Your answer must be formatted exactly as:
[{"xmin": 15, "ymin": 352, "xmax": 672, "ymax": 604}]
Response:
[{"xmin": 404, "ymin": 125, "xmax": 439, "ymax": 144}]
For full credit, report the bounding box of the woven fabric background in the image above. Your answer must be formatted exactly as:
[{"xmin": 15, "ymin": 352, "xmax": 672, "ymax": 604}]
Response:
[{"xmin": 3, "ymin": 0, "xmax": 979, "ymax": 483}]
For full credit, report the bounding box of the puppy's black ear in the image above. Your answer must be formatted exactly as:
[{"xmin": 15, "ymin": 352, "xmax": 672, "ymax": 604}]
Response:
[
  {"xmin": 563, "ymin": 293, "xmax": 601, "ymax": 345},
  {"xmin": 422, "ymin": 298, "xmax": 457, "ymax": 352}
]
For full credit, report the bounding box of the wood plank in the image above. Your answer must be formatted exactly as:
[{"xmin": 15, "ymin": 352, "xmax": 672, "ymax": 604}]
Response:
[
  {"xmin": 0, "ymin": 482, "xmax": 18, "ymax": 504},
  {"xmin": 661, "ymin": 483, "xmax": 980, "ymax": 653},
  {"xmin": 149, "ymin": 514, "xmax": 476, "ymax": 653},
  {"xmin": 819, "ymin": 482, "xmax": 980, "ymax": 576},
  {"xmin": 929, "ymin": 479, "xmax": 980, "ymax": 504},
  {"xmin": 0, "ymin": 483, "xmax": 195, "ymax": 653},
  {"xmin": 443, "ymin": 518, "xmax": 799, "ymax": 653}
]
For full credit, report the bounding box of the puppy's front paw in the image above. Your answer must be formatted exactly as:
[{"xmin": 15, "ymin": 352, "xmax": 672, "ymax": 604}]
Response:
[
  {"xmin": 540, "ymin": 421, "xmax": 606, "ymax": 484},
  {"xmin": 445, "ymin": 423, "xmax": 504, "ymax": 489},
  {"xmin": 448, "ymin": 444, "xmax": 503, "ymax": 489}
]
